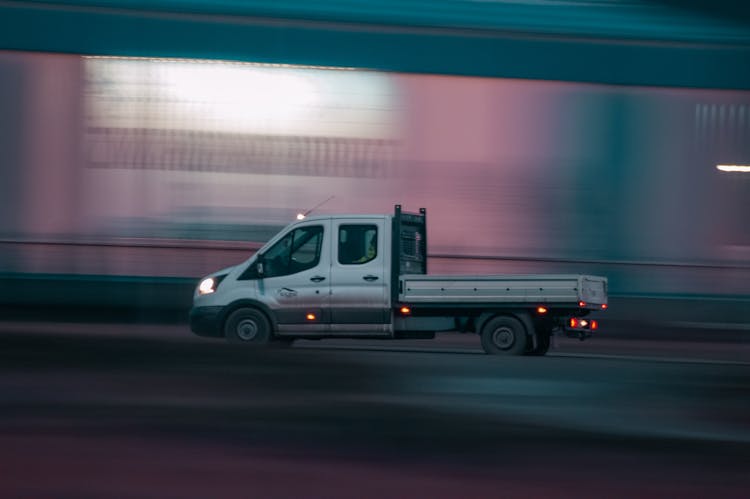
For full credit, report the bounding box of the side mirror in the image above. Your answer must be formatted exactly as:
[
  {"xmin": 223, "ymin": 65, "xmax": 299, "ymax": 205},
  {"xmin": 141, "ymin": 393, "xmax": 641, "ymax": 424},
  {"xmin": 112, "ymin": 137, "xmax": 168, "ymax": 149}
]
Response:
[{"xmin": 256, "ymin": 255, "xmax": 265, "ymax": 277}]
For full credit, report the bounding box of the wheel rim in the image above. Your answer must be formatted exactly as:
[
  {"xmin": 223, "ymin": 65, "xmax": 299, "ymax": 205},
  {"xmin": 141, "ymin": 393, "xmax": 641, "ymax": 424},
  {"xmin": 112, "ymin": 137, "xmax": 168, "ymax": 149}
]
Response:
[
  {"xmin": 236, "ymin": 318, "xmax": 259, "ymax": 341},
  {"xmin": 491, "ymin": 326, "xmax": 515, "ymax": 349}
]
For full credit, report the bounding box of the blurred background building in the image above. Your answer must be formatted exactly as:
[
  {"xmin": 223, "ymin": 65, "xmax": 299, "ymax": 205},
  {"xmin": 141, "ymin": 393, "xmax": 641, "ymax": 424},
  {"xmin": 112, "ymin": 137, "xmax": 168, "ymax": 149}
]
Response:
[{"xmin": 0, "ymin": 0, "xmax": 748, "ymax": 323}]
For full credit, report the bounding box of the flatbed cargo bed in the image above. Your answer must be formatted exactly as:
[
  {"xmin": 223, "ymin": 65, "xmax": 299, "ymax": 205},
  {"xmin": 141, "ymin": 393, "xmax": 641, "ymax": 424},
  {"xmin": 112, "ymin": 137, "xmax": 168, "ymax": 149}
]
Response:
[{"xmin": 399, "ymin": 274, "xmax": 607, "ymax": 308}]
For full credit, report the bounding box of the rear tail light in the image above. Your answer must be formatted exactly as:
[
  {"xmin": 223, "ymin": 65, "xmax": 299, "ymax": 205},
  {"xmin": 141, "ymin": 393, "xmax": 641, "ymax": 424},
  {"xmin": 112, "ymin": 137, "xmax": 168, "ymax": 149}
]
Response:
[
  {"xmin": 569, "ymin": 318, "xmax": 598, "ymax": 330},
  {"xmin": 578, "ymin": 301, "xmax": 586, "ymax": 307},
  {"xmin": 601, "ymin": 304, "xmax": 608, "ymax": 310}
]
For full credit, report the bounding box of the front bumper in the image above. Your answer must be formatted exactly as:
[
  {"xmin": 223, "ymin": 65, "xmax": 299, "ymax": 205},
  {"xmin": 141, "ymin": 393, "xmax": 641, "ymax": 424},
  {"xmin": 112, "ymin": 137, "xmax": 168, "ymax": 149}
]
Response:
[{"xmin": 189, "ymin": 306, "xmax": 224, "ymax": 337}]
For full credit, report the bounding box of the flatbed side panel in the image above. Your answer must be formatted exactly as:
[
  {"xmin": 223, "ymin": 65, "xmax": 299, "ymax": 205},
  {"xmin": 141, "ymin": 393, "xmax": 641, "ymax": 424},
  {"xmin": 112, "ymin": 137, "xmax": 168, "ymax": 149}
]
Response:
[{"xmin": 399, "ymin": 274, "xmax": 604, "ymax": 304}]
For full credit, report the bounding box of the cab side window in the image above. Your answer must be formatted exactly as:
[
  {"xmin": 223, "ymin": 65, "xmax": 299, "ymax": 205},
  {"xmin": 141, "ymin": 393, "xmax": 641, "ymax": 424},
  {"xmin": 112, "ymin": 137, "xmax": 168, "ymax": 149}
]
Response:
[
  {"xmin": 264, "ymin": 225, "xmax": 324, "ymax": 278},
  {"xmin": 338, "ymin": 225, "xmax": 377, "ymax": 265}
]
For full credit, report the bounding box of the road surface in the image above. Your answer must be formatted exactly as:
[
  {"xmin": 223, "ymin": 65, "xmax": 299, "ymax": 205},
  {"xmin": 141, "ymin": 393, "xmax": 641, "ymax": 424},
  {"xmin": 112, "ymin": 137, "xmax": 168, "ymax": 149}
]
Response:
[{"xmin": 1, "ymin": 322, "xmax": 749, "ymax": 498}]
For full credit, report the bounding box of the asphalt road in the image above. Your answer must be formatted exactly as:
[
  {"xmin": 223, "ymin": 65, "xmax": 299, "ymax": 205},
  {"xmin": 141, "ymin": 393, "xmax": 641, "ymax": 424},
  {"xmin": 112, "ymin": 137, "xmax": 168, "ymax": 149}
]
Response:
[{"xmin": 1, "ymin": 322, "xmax": 749, "ymax": 498}]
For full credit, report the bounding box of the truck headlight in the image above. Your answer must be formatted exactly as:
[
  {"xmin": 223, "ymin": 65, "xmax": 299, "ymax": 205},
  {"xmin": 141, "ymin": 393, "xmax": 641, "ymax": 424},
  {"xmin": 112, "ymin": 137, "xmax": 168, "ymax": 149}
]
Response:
[
  {"xmin": 198, "ymin": 274, "xmax": 227, "ymax": 295},
  {"xmin": 198, "ymin": 277, "xmax": 217, "ymax": 295}
]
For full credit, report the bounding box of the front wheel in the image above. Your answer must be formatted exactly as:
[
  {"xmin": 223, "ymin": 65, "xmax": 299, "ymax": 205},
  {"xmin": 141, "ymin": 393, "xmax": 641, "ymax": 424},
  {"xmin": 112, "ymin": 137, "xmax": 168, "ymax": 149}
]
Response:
[
  {"xmin": 480, "ymin": 316, "xmax": 528, "ymax": 355},
  {"xmin": 224, "ymin": 308, "xmax": 272, "ymax": 346}
]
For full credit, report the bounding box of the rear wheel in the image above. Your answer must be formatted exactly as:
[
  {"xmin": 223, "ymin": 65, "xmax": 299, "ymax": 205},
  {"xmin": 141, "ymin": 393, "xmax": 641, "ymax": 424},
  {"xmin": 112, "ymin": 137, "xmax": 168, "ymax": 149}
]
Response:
[
  {"xmin": 480, "ymin": 316, "xmax": 528, "ymax": 355},
  {"xmin": 224, "ymin": 308, "xmax": 271, "ymax": 346}
]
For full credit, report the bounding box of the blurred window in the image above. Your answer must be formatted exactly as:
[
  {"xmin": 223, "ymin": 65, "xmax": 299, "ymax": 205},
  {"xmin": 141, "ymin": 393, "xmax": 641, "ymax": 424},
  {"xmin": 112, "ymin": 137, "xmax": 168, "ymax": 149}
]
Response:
[{"xmin": 339, "ymin": 225, "xmax": 377, "ymax": 265}]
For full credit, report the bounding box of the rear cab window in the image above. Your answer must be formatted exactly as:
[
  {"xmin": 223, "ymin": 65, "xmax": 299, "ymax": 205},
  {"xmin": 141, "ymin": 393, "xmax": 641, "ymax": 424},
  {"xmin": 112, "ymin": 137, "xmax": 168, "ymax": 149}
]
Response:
[{"xmin": 338, "ymin": 225, "xmax": 377, "ymax": 265}]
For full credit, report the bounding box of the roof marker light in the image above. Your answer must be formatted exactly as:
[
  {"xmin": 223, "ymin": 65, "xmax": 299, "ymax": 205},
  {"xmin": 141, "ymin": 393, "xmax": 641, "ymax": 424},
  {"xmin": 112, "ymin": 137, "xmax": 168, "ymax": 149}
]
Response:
[{"xmin": 296, "ymin": 213, "xmax": 306, "ymax": 220}]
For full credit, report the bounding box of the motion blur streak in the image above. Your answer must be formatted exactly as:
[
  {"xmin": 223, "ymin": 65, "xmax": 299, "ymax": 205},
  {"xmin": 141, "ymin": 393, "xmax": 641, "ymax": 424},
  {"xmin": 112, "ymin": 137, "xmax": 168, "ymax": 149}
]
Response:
[
  {"xmin": 0, "ymin": 2, "xmax": 748, "ymax": 497},
  {"xmin": 0, "ymin": 324, "xmax": 749, "ymax": 498},
  {"xmin": 0, "ymin": 51, "xmax": 748, "ymax": 330},
  {"xmin": 717, "ymin": 164, "xmax": 750, "ymax": 172}
]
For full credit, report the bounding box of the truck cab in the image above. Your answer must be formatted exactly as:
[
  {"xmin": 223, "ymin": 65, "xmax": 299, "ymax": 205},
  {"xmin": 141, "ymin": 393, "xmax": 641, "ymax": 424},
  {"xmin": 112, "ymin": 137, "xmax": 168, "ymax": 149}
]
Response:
[{"xmin": 190, "ymin": 214, "xmax": 399, "ymax": 339}]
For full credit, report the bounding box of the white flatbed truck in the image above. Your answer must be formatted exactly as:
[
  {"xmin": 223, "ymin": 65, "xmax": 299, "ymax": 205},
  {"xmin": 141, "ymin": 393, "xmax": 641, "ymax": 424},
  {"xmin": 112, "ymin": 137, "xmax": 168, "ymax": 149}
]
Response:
[{"xmin": 190, "ymin": 205, "xmax": 607, "ymax": 355}]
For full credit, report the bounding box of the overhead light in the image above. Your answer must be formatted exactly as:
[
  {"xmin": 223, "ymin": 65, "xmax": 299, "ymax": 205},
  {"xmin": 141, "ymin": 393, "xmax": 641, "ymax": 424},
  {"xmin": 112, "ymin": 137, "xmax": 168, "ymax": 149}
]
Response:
[{"xmin": 716, "ymin": 164, "xmax": 750, "ymax": 173}]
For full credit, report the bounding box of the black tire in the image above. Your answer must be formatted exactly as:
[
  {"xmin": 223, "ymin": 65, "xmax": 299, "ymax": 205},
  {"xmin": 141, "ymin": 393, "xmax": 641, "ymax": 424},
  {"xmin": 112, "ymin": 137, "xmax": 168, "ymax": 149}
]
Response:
[
  {"xmin": 480, "ymin": 316, "xmax": 528, "ymax": 355},
  {"xmin": 224, "ymin": 308, "xmax": 272, "ymax": 346},
  {"xmin": 526, "ymin": 330, "xmax": 551, "ymax": 356}
]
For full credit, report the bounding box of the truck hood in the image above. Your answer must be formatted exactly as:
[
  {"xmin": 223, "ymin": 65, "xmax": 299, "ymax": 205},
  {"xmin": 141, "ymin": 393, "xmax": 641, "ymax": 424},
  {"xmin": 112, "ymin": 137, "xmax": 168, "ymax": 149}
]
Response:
[{"xmin": 205, "ymin": 265, "xmax": 238, "ymax": 279}]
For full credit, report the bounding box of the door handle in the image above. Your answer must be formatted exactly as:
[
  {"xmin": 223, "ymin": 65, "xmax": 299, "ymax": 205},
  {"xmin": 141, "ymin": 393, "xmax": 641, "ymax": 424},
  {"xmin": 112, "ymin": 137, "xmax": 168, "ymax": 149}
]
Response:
[
  {"xmin": 310, "ymin": 276, "xmax": 326, "ymax": 283},
  {"xmin": 363, "ymin": 275, "xmax": 379, "ymax": 282}
]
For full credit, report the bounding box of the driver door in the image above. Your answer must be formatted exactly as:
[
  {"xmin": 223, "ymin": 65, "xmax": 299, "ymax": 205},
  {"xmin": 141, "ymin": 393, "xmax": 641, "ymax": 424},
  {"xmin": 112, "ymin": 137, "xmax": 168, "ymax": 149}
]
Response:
[{"xmin": 257, "ymin": 220, "xmax": 331, "ymax": 334}]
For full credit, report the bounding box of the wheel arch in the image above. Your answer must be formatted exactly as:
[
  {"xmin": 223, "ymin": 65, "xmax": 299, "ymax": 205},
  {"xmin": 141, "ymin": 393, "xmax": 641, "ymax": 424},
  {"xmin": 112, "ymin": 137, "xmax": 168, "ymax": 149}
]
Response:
[
  {"xmin": 219, "ymin": 299, "xmax": 278, "ymax": 337},
  {"xmin": 475, "ymin": 309, "xmax": 538, "ymax": 349}
]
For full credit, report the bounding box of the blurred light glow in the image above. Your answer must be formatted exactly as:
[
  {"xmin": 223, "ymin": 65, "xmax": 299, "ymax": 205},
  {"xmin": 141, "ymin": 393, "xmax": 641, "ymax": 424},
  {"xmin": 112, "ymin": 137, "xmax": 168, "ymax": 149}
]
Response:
[
  {"xmin": 578, "ymin": 301, "xmax": 586, "ymax": 307},
  {"xmin": 84, "ymin": 56, "xmax": 396, "ymax": 138},
  {"xmin": 198, "ymin": 277, "xmax": 215, "ymax": 294},
  {"xmin": 591, "ymin": 320, "xmax": 599, "ymax": 330},
  {"xmin": 168, "ymin": 63, "xmax": 318, "ymax": 129},
  {"xmin": 537, "ymin": 306, "xmax": 548, "ymax": 314},
  {"xmin": 306, "ymin": 313, "xmax": 316, "ymax": 321},
  {"xmin": 296, "ymin": 214, "xmax": 306, "ymax": 220},
  {"xmin": 716, "ymin": 164, "xmax": 750, "ymax": 172},
  {"xmin": 400, "ymin": 306, "xmax": 411, "ymax": 315}
]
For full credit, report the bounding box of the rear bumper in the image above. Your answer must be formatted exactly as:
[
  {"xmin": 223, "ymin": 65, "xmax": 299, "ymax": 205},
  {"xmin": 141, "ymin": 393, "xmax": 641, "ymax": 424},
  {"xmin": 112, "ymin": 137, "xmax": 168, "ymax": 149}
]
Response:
[
  {"xmin": 564, "ymin": 316, "xmax": 598, "ymax": 340},
  {"xmin": 189, "ymin": 306, "xmax": 224, "ymax": 337}
]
